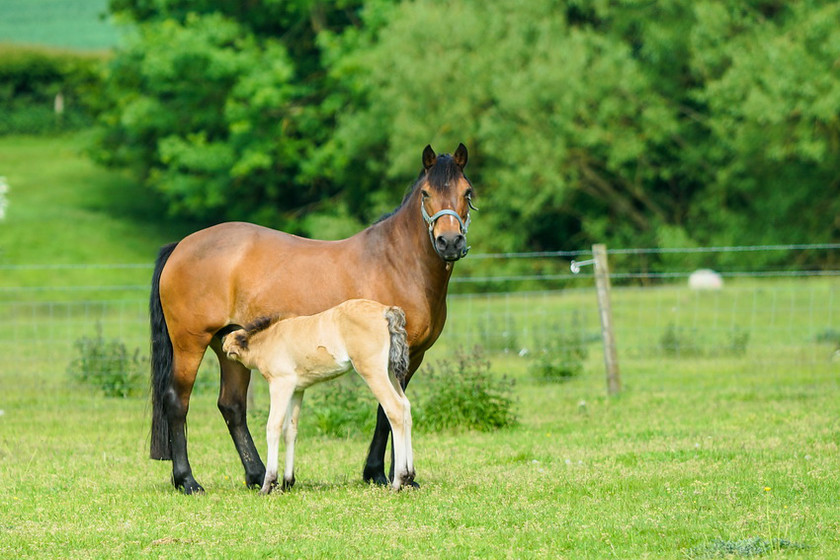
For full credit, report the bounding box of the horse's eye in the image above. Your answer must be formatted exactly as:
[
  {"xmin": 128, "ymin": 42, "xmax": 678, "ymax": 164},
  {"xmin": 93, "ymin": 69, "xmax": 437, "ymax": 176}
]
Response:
[
  {"xmin": 421, "ymin": 190, "xmax": 430, "ymax": 199},
  {"xmin": 465, "ymin": 189, "xmax": 473, "ymax": 199}
]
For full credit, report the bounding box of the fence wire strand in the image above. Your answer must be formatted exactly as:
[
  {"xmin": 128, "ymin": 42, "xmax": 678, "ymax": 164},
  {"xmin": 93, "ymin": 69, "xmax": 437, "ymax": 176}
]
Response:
[{"xmin": 3, "ymin": 244, "xmax": 838, "ymax": 392}]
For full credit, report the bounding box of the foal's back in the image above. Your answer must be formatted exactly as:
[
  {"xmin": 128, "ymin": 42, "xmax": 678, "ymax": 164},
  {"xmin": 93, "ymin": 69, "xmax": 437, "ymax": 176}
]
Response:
[{"xmin": 228, "ymin": 299, "xmax": 395, "ymax": 387}]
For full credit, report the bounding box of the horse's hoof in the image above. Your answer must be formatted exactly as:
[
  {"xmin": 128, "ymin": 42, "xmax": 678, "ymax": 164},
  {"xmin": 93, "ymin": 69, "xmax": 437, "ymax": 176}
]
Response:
[
  {"xmin": 364, "ymin": 472, "xmax": 390, "ymax": 486},
  {"xmin": 245, "ymin": 470, "xmax": 266, "ymax": 490},
  {"xmin": 178, "ymin": 480, "xmax": 205, "ymax": 495},
  {"xmin": 281, "ymin": 476, "xmax": 295, "ymax": 491}
]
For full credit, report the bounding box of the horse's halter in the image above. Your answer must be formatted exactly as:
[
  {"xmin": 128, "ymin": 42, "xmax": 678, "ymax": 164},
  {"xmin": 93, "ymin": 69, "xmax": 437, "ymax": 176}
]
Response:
[{"xmin": 420, "ymin": 194, "xmax": 477, "ymax": 260}]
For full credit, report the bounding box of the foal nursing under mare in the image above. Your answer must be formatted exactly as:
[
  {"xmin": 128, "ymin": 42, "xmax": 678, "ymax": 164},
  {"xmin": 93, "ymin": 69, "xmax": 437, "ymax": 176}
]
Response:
[
  {"xmin": 222, "ymin": 299, "xmax": 414, "ymax": 493},
  {"xmin": 149, "ymin": 143, "xmax": 475, "ymax": 493}
]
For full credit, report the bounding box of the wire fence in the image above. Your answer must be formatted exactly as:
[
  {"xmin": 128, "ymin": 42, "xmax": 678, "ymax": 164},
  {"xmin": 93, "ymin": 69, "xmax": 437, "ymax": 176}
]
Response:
[{"xmin": 2, "ymin": 244, "xmax": 839, "ymax": 394}]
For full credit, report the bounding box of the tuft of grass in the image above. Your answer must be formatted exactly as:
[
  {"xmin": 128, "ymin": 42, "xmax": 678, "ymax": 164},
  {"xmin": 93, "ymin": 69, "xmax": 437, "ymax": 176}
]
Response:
[{"xmin": 688, "ymin": 537, "xmax": 809, "ymax": 558}]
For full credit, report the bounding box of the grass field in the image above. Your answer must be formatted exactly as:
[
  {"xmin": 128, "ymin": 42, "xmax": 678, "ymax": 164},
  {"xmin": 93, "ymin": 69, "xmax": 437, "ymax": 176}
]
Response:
[
  {"xmin": 0, "ymin": 133, "xmax": 202, "ymax": 298},
  {"xmin": 2, "ymin": 134, "xmax": 840, "ymax": 558},
  {"xmin": 0, "ymin": 0, "xmax": 120, "ymax": 50},
  {"xmin": 2, "ymin": 331, "xmax": 838, "ymax": 558}
]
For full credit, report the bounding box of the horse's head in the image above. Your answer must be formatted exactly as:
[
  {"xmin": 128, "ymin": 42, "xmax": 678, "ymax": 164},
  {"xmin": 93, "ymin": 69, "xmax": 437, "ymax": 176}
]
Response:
[{"xmin": 418, "ymin": 143, "xmax": 476, "ymax": 262}]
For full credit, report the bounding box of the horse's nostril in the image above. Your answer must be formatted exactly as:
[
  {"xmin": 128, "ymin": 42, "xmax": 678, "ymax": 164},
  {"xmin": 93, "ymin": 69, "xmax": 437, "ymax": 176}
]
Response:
[
  {"xmin": 435, "ymin": 235, "xmax": 448, "ymax": 252},
  {"xmin": 454, "ymin": 235, "xmax": 466, "ymax": 250}
]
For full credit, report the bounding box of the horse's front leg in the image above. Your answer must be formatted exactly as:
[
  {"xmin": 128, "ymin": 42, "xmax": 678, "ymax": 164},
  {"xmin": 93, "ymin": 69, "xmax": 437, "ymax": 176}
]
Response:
[{"xmin": 213, "ymin": 344, "xmax": 266, "ymax": 489}]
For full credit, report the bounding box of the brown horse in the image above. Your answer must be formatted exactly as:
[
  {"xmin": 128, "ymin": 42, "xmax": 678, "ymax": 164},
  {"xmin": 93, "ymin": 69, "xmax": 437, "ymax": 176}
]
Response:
[{"xmin": 149, "ymin": 143, "xmax": 475, "ymax": 493}]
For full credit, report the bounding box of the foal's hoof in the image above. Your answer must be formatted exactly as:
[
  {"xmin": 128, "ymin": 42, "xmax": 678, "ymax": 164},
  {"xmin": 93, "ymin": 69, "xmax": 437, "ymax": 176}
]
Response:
[
  {"xmin": 259, "ymin": 477, "xmax": 279, "ymax": 495},
  {"xmin": 397, "ymin": 472, "xmax": 420, "ymax": 490}
]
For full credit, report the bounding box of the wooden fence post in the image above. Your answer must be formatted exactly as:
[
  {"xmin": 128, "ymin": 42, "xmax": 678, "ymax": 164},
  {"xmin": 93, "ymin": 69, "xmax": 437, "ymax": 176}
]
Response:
[{"xmin": 593, "ymin": 244, "xmax": 621, "ymax": 395}]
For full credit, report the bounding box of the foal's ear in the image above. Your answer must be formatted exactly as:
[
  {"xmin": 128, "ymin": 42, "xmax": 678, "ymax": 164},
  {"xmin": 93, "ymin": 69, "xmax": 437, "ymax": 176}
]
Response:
[
  {"xmin": 422, "ymin": 144, "xmax": 437, "ymax": 170},
  {"xmin": 453, "ymin": 143, "xmax": 468, "ymax": 169}
]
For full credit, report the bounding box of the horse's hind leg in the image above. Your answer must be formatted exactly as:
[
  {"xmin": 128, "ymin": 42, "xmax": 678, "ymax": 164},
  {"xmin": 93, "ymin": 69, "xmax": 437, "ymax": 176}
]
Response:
[
  {"xmin": 211, "ymin": 341, "xmax": 266, "ymax": 489},
  {"xmin": 168, "ymin": 346, "xmax": 208, "ymax": 494}
]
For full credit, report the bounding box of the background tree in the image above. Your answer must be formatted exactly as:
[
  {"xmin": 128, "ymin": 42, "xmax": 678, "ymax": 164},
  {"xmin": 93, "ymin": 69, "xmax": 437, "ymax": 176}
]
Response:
[
  {"xmin": 94, "ymin": 0, "xmax": 386, "ymax": 233},
  {"xmin": 94, "ymin": 0, "xmax": 840, "ymax": 262}
]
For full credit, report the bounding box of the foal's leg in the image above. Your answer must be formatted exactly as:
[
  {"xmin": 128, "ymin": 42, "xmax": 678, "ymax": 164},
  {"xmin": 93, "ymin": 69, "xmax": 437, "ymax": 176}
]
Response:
[
  {"xmin": 211, "ymin": 340, "xmax": 266, "ymax": 489},
  {"xmin": 262, "ymin": 379, "xmax": 296, "ymax": 495},
  {"xmin": 366, "ymin": 352, "xmax": 422, "ymax": 487},
  {"xmin": 281, "ymin": 390, "xmax": 304, "ymax": 491},
  {"xmin": 358, "ymin": 362, "xmax": 415, "ymax": 490}
]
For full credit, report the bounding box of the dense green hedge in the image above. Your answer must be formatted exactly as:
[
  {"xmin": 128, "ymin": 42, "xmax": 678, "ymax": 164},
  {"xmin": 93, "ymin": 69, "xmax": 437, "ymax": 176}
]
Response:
[{"xmin": 0, "ymin": 44, "xmax": 107, "ymax": 135}]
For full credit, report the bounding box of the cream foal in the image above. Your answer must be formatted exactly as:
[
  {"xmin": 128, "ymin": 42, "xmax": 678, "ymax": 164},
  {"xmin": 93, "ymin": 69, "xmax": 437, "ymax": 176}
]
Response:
[{"xmin": 222, "ymin": 299, "xmax": 414, "ymax": 493}]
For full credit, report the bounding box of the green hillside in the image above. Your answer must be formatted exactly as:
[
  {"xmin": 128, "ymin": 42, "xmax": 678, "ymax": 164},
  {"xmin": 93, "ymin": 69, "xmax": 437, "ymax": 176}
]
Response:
[
  {"xmin": 0, "ymin": 133, "xmax": 200, "ymax": 267},
  {"xmin": 0, "ymin": 0, "xmax": 120, "ymax": 50}
]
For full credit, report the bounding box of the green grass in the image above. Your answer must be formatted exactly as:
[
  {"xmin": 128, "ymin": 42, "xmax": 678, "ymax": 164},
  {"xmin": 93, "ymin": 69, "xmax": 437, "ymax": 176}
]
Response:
[
  {"xmin": 0, "ymin": 133, "xmax": 203, "ymax": 299},
  {"xmin": 0, "ymin": 0, "xmax": 120, "ymax": 50},
  {"xmin": 2, "ymin": 134, "xmax": 840, "ymax": 558},
  {"xmin": 2, "ymin": 348, "xmax": 838, "ymax": 558}
]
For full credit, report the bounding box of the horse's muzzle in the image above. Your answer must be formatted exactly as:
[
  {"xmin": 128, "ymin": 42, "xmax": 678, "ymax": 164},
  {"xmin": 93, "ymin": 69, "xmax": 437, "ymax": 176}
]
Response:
[{"xmin": 435, "ymin": 232, "xmax": 468, "ymax": 261}]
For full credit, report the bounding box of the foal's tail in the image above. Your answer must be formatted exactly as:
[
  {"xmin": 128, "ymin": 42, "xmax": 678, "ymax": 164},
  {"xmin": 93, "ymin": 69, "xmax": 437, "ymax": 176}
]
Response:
[
  {"xmin": 385, "ymin": 307, "xmax": 410, "ymax": 384},
  {"xmin": 149, "ymin": 242, "xmax": 179, "ymax": 460}
]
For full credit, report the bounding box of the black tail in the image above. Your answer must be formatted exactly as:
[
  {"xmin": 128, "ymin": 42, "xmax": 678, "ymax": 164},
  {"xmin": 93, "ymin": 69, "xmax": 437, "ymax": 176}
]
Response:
[
  {"xmin": 149, "ymin": 242, "xmax": 178, "ymax": 460},
  {"xmin": 385, "ymin": 307, "xmax": 410, "ymax": 384}
]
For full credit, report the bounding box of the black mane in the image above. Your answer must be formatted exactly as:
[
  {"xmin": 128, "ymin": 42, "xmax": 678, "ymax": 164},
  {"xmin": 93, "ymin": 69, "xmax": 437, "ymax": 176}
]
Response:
[
  {"xmin": 426, "ymin": 154, "xmax": 463, "ymax": 192},
  {"xmin": 226, "ymin": 315, "xmax": 278, "ymax": 351},
  {"xmin": 243, "ymin": 315, "xmax": 277, "ymax": 336},
  {"xmin": 373, "ymin": 154, "xmax": 466, "ymax": 225}
]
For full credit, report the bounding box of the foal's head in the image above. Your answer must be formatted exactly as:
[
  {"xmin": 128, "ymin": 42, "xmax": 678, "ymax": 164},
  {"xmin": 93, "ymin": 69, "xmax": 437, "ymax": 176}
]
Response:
[
  {"xmin": 221, "ymin": 316, "xmax": 275, "ymax": 362},
  {"xmin": 417, "ymin": 143, "xmax": 475, "ymax": 262}
]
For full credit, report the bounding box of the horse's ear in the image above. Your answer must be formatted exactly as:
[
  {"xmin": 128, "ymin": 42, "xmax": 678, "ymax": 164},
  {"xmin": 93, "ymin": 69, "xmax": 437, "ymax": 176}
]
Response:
[
  {"xmin": 422, "ymin": 145, "xmax": 437, "ymax": 170},
  {"xmin": 453, "ymin": 143, "xmax": 468, "ymax": 169}
]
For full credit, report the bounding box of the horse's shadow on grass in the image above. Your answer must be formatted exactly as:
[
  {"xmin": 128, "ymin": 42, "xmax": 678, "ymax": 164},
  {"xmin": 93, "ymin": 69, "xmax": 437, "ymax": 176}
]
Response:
[{"xmin": 150, "ymin": 477, "xmax": 422, "ymax": 496}]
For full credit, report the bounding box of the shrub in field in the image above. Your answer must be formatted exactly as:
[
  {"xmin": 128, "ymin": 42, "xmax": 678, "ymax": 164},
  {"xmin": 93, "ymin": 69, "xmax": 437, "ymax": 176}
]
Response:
[
  {"xmin": 815, "ymin": 327, "xmax": 840, "ymax": 349},
  {"xmin": 0, "ymin": 44, "xmax": 106, "ymax": 135},
  {"xmin": 477, "ymin": 314, "xmax": 518, "ymax": 352},
  {"xmin": 530, "ymin": 331, "xmax": 588, "ymax": 383},
  {"xmin": 252, "ymin": 347, "xmax": 516, "ymax": 438},
  {"xmin": 306, "ymin": 375, "xmax": 377, "ymax": 438},
  {"xmin": 414, "ymin": 346, "xmax": 517, "ymax": 432},
  {"xmin": 659, "ymin": 323, "xmax": 751, "ymax": 358},
  {"xmin": 660, "ymin": 323, "xmax": 704, "ymax": 357},
  {"xmin": 724, "ymin": 327, "xmax": 750, "ymax": 357},
  {"xmin": 529, "ymin": 317, "xmax": 591, "ymax": 382},
  {"xmin": 67, "ymin": 324, "xmax": 145, "ymax": 398}
]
